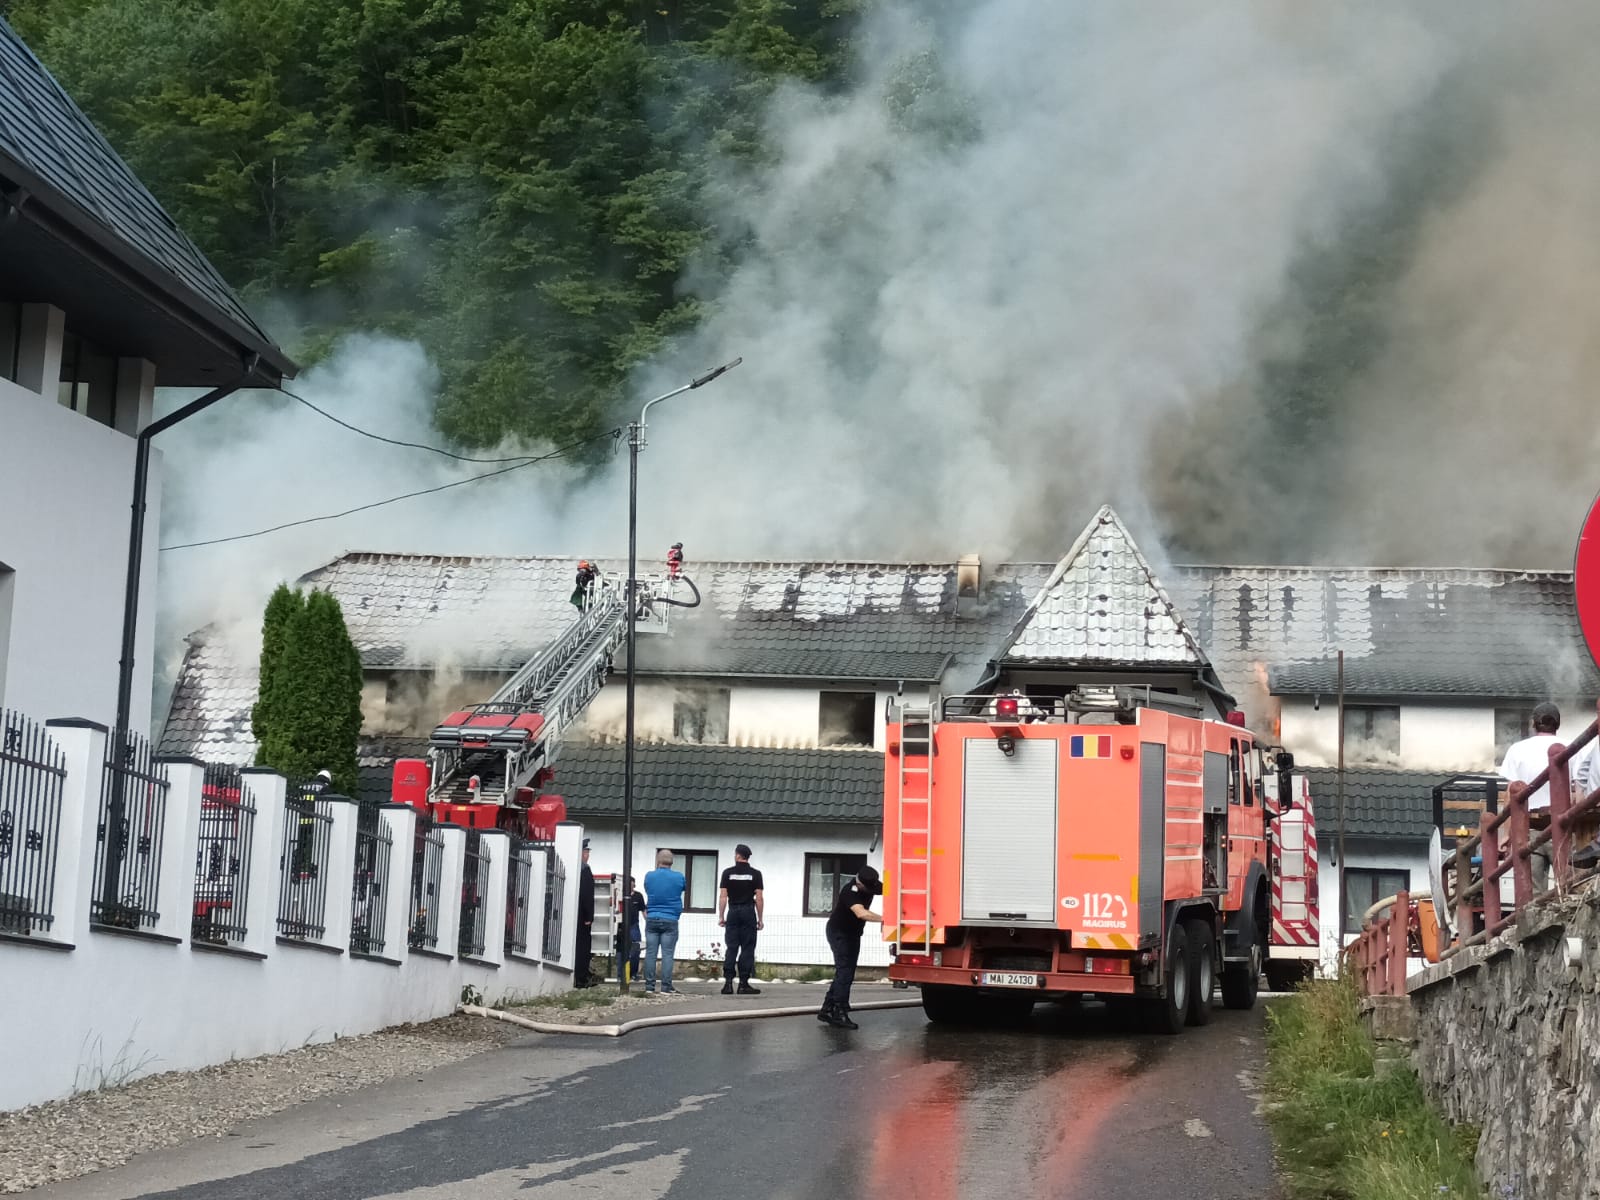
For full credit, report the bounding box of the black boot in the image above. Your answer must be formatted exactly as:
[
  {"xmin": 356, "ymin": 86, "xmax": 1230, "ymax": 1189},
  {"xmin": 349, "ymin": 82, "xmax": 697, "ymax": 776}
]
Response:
[
  {"xmin": 828, "ymin": 1006, "xmax": 858, "ymax": 1030},
  {"xmin": 721, "ymin": 979, "xmax": 735, "ymax": 995},
  {"xmin": 817, "ymin": 999, "xmax": 835, "ymax": 1023},
  {"xmin": 738, "ymin": 981, "xmax": 762, "ymax": 995}
]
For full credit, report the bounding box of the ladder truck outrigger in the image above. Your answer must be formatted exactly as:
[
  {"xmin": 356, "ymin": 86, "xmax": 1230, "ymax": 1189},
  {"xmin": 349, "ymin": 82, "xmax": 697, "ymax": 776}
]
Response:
[
  {"xmin": 390, "ymin": 563, "xmax": 699, "ymax": 837},
  {"xmin": 883, "ymin": 684, "xmax": 1319, "ymax": 1033}
]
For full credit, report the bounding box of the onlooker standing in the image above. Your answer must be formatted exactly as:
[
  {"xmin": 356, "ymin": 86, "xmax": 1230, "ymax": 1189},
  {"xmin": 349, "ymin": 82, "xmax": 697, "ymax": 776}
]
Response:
[
  {"xmin": 717, "ymin": 845, "xmax": 764, "ymax": 995},
  {"xmin": 1499, "ymin": 703, "xmax": 1563, "ymax": 891},
  {"xmin": 574, "ymin": 839, "xmax": 596, "ymax": 987},
  {"xmin": 619, "ymin": 875, "xmax": 645, "ymax": 983},
  {"xmin": 642, "ymin": 850, "xmax": 687, "ymax": 995},
  {"xmin": 819, "ymin": 865, "xmax": 882, "ymax": 1030}
]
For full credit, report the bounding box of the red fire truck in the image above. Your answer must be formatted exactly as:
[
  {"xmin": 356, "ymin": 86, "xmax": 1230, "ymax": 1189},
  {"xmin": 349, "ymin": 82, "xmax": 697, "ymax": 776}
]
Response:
[{"xmin": 883, "ymin": 685, "xmax": 1318, "ymax": 1033}]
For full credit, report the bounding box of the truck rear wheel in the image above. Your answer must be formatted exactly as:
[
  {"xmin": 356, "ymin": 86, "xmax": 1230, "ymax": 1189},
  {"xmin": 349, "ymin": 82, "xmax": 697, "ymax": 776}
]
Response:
[
  {"xmin": 1184, "ymin": 918, "xmax": 1214, "ymax": 1026},
  {"xmin": 921, "ymin": 985, "xmax": 974, "ymax": 1026},
  {"xmin": 1142, "ymin": 924, "xmax": 1189, "ymax": 1035}
]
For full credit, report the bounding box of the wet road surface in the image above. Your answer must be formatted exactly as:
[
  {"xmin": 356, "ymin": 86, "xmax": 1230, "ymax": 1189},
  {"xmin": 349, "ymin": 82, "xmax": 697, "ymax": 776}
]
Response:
[{"xmin": 38, "ymin": 999, "xmax": 1276, "ymax": 1200}]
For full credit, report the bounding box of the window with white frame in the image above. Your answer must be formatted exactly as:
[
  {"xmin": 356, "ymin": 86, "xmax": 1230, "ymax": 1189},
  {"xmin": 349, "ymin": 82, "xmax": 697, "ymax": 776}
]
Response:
[{"xmin": 662, "ymin": 848, "xmax": 718, "ymax": 912}]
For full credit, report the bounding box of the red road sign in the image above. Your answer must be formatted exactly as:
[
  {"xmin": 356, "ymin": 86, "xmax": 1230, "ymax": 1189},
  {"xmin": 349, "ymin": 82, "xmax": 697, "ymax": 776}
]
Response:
[{"xmin": 1576, "ymin": 489, "xmax": 1600, "ymax": 669}]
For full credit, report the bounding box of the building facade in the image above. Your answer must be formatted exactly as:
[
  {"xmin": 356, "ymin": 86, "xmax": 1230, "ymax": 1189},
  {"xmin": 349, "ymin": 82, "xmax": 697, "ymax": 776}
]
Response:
[{"xmin": 0, "ymin": 17, "xmax": 292, "ymax": 733}]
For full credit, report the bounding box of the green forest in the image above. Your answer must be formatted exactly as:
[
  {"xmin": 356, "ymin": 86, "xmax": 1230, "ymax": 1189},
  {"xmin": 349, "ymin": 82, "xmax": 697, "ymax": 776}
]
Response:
[{"xmin": 4, "ymin": 0, "xmax": 865, "ymax": 451}]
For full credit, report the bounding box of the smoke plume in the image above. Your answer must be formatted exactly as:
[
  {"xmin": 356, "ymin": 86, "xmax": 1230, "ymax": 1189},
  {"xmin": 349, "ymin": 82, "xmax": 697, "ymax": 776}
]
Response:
[{"xmin": 157, "ymin": 2, "xmax": 1600, "ymax": 667}]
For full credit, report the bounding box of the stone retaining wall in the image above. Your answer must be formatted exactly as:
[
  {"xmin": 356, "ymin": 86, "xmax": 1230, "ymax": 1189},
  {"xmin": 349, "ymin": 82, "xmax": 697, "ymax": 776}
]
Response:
[{"xmin": 1408, "ymin": 885, "xmax": 1600, "ymax": 1200}]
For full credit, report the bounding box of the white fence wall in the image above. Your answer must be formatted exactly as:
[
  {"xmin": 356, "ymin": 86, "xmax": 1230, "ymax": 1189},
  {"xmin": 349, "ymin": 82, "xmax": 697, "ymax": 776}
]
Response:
[{"xmin": 0, "ymin": 716, "xmax": 582, "ymax": 1113}]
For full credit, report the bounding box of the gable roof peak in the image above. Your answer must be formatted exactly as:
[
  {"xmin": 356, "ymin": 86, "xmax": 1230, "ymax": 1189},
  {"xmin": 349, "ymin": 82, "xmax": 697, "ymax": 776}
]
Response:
[{"xmin": 998, "ymin": 505, "xmax": 1218, "ymax": 680}]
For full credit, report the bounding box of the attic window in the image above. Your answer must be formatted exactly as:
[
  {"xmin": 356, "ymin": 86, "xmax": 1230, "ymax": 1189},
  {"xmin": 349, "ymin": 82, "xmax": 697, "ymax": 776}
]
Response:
[
  {"xmin": 820, "ymin": 691, "xmax": 875, "ymax": 747},
  {"xmin": 673, "ymin": 688, "xmax": 729, "ymax": 745},
  {"xmin": 1345, "ymin": 705, "xmax": 1400, "ymax": 763}
]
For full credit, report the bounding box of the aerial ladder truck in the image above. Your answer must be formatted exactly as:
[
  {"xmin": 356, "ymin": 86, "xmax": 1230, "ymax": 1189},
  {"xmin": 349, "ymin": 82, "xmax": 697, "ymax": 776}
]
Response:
[{"xmin": 390, "ymin": 563, "xmax": 698, "ymax": 838}]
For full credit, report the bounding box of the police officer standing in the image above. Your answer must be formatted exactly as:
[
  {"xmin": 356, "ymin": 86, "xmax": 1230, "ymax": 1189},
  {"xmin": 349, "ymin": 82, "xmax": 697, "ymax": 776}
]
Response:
[
  {"xmin": 717, "ymin": 844, "xmax": 764, "ymax": 995},
  {"xmin": 574, "ymin": 839, "xmax": 596, "ymax": 987},
  {"xmin": 819, "ymin": 865, "xmax": 882, "ymax": 1029}
]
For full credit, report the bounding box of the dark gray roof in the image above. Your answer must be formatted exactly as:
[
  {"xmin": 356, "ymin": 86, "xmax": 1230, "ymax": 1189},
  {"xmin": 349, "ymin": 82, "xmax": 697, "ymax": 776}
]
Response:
[
  {"xmin": 0, "ymin": 18, "xmax": 292, "ymax": 382},
  {"xmin": 555, "ymin": 744, "xmax": 882, "ymax": 825},
  {"xmin": 1170, "ymin": 567, "xmax": 1599, "ymax": 704},
  {"xmin": 1303, "ymin": 768, "xmax": 1440, "ymax": 841}
]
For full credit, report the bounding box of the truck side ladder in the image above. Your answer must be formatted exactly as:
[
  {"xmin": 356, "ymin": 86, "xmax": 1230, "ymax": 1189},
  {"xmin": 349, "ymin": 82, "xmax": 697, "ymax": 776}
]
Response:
[{"xmin": 894, "ymin": 703, "xmax": 935, "ymax": 954}]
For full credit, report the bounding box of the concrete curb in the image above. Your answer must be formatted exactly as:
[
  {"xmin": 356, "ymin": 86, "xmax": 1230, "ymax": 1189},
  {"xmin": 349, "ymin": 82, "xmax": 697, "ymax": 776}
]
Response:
[{"xmin": 461, "ymin": 998, "xmax": 923, "ymax": 1038}]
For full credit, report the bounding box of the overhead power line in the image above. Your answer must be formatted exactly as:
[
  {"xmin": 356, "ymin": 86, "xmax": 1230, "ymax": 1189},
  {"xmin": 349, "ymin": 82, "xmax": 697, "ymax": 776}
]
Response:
[
  {"xmin": 280, "ymin": 386, "xmax": 546, "ymax": 464},
  {"xmin": 159, "ymin": 427, "xmax": 622, "ymax": 553}
]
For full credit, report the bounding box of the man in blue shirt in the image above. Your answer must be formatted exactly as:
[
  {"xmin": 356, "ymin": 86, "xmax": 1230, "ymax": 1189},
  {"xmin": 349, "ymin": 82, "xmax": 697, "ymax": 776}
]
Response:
[{"xmin": 642, "ymin": 849, "xmax": 687, "ymax": 994}]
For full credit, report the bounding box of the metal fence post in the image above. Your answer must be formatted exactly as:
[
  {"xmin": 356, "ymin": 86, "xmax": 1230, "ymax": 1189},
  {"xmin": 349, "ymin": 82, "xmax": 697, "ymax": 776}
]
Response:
[
  {"xmin": 1548, "ymin": 742, "xmax": 1574, "ymax": 885},
  {"xmin": 1387, "ymin": 893, "xmax": 1409, "ymax": 996}
]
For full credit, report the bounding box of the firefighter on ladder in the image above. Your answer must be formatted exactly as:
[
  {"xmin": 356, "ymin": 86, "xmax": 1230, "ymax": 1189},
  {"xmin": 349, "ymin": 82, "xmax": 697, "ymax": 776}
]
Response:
[{"xmin": 571, "ymin": 560, "xmax": 598, "ymax": 612}]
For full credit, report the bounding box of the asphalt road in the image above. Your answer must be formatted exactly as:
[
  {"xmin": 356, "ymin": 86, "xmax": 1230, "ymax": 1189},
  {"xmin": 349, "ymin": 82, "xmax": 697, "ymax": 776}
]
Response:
[{"xmin": 37, "ymin": 1000, "xmax": 1276, "ymax": 1200}]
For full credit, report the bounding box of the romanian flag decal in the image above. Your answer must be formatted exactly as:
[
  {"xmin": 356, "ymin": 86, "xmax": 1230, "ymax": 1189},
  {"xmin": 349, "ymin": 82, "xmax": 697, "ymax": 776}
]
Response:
[{"xmin": 1070, "ymin": 734, "xmax": 1113, "ymax": 759}]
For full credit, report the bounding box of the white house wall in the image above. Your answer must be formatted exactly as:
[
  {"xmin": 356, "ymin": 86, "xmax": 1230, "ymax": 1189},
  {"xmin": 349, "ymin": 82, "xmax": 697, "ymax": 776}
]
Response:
[
  {"xmin": 582, "ymin": 820, "xmax": 889, "ymax": 968},
  {"xmin": 1282, "ymin": 699, "xmax": 1492, "ymax": 773},
  {"xmin": 1320, "ymin": 839, "xmax": 1430, "ymax": 976},
  {"xmin": 0, "ymin": 378, "xmax": 160, "ymax": 735},
  {"xmin": 729, "ymin": 686, "xmax": 823, "ymax": 747}
]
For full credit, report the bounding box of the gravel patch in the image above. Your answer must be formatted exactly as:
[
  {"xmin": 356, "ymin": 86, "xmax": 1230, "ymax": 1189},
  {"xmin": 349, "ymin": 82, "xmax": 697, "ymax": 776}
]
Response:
[
  {"xmin": 505, "ymin": 989, "xmax": 691, "ymax": 1026},
  {"xmin": 0, "ymin": 1013, "xmax": 527, "ymax": 1195}
]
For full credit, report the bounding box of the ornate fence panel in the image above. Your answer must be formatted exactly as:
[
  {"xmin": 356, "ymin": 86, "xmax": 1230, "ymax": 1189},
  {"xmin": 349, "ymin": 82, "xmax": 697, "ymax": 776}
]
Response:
[
  {"xmin": 505, "ymin": 841, "xmax": 533, "ymax": 957},
  {"xmin": 350, "ymin": 804, "xmax": 392, "ymax": 956},
  {"xmin": 0, "ymin": 710, "xmax": 66, "ymax": 936},
  {"xmin": 276, "ymin": 791, "xmax": 333, "ymax": 940},
  {"xmin": 92, "ymin": 729, "xmax": 170, "ymax": 930},
  {"xmin": 191, "ymin": 763, "xmax": 255, "ymax": 946},
  {"xmin": 458, "ymin": 831, "xmax": 490, "ymax": 958},
  {"xmin": 541, "ymin": 844, "xmax": 566, "ymax": 964},
  {"xmin": 410, "ymin": 814, "xmax": 445, "ymax": 951}
]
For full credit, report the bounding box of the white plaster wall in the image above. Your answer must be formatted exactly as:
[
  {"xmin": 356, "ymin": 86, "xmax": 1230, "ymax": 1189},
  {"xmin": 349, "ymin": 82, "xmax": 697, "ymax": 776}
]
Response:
[
  {"xmin": 0, "ymin": 379, "xmax": 160, "ymax": 735},
  {"xmin": 578, "ymin": 682, "xmax": 675, "ymax": 742},
  {"xmin": 582, "ymin": 819, "xmax": 888, "ymax": 967},
  {"xmin": 0, "ymin": 725, "xmax": 583, "ymax": 1112},
  {"xmin": 1281, "ymin": 699, "xmax": 1500, "ymax": 772},
  {"xmin": 728, "ymin": 687, "xmax": 821, "ymax": 748}
]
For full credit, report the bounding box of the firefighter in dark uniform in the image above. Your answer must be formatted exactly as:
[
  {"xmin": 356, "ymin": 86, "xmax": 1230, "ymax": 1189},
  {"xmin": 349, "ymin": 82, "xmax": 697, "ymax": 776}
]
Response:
[
  {"xmin": 575, "ymin": 839, "xmax": 596, "ymax": 987},
  {"xmin": 819, "ymin": 865, "xmax": 882, "ymax": 1029},
  {"xmin": 717, "ymin": 844, "xmax": 764, "ymax": 995}
]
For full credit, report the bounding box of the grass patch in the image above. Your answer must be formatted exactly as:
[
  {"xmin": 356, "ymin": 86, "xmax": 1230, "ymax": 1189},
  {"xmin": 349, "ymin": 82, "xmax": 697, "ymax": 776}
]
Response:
[
  {"xmin": 1265, "ymin": 976, "xmax": 1481, "ymax": 1200},
  {"xmin": 508, "ymin": 989, "xmax": 624, "ymax": 1013},
  {"xmin": 751, "ymin": 964, "xmax": 831, "ymax": 983}
]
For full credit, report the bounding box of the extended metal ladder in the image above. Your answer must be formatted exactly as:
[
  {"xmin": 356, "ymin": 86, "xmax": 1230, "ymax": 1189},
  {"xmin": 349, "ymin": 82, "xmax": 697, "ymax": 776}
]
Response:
[{"xmin": 893, "ymin": 702, "xmax": 935, "ymax": 954}]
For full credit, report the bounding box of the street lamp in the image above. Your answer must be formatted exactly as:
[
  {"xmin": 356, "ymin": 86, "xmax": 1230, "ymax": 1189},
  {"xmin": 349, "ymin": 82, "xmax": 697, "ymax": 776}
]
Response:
[{"xmin": 619, "ymin": 358, "xmax": 740, "ymax": 993}]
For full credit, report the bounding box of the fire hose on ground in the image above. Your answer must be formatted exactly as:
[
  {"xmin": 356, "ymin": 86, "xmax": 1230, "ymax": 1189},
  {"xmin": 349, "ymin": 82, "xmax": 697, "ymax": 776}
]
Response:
[{"xmin": 461, "ymin": 997, "xmax": 923, "ymax": 1038}]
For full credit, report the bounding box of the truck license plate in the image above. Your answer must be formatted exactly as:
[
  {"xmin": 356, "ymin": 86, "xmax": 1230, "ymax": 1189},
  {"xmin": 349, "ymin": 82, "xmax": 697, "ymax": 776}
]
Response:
[{"xmin": 980, "ymin": 972, "xmax": 1041, "ymax": 989}]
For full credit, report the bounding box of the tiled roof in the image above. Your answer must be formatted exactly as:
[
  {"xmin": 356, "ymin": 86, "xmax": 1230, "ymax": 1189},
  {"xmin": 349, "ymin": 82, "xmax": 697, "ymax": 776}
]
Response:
[
  {"xmin": 554, "ymin": 744, "xmax": 883, "ymax": 824},
  {"xmin": 0, "ymin": 19, "xmax": 290, "ymax": 374},
  {"xmin": 1302, "ymin": 768, "xmax": 1440, "ymax": 841},
  {"xmin": 1004, "ymin": 506, "xmax": 1211, "ymax": 670},
  {"xmin": 1169, "ymin": 567, "xmax": 1600, "ymax": 702},
  {"xmin": 156, "ymin": 628, "xmax": 257, "ymax": 764}
]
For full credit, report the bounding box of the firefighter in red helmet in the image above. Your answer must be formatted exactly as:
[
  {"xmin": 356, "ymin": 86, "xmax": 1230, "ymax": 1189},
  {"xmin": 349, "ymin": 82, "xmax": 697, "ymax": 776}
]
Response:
[
  {"xmin": 571, "ymin": 560, "xmax": 598, "ymax": 611},
  {"xmin": 666, "ymin": 543, "xmax": 684, "ymax": 580}
]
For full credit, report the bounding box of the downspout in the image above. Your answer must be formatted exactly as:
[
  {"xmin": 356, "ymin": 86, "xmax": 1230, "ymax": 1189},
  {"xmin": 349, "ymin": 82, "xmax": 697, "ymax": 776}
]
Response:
[{"xmin": 102, "ymin": 360, "xmax": 258, "ymax": 921}]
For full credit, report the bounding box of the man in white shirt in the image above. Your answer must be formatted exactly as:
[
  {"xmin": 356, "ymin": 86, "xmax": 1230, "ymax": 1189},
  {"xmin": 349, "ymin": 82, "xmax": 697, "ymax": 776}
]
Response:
[{"xmin": 1499, "ymin": 703, "xmax": 1563, "ymax": 890}]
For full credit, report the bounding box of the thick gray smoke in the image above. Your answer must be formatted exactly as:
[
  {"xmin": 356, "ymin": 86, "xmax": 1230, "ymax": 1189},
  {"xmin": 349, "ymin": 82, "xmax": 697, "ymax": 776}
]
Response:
[{"xmin": 157, "ymin": 0, "xmax": 1600, "ymax": 672}]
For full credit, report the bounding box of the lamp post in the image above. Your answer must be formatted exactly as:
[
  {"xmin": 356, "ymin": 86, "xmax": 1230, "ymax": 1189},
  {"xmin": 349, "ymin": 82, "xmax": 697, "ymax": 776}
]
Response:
[{"xmin": 619, "ymin": 358, "xmax": 740, "ymax": 994}]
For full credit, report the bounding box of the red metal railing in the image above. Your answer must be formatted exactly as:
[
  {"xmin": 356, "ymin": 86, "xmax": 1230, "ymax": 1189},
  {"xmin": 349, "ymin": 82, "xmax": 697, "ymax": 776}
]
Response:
[
  {"xmin": 1350, "ymin": 719, "xmax": 1600, "ymax": 996},
  {"xmin": 1347, "ymin": 890, "xmax": 1412, "ymax": 996}
]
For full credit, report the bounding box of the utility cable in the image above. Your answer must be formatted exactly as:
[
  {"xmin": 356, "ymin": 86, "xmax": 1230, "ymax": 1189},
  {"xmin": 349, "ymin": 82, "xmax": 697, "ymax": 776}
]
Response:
[
  {"xmin": 159, "ymin": 427, "xmax": 622, "ymax": 552},
  {"xmin": 279, "ymin": 386, "xmax": 546, "ymax": 464}
]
